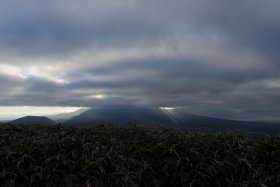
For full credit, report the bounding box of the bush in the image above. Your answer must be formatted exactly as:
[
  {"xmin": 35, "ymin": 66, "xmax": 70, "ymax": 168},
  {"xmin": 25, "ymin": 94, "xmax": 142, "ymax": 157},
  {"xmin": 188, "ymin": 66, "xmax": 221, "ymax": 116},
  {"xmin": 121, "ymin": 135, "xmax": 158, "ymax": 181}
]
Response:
[{"xmin": 0, "ymin": 124, "xmax": 279, "ymax": 186}]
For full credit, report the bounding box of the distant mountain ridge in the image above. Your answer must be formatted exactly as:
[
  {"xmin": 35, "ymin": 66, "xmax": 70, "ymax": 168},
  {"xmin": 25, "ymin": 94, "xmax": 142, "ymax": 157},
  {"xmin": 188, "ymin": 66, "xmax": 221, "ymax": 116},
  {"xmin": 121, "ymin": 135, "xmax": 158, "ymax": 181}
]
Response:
[
  {"xmin": 64, "ymin": 105, "xmax": 173, "ymax": 127},
  {"xmin": 9, "ymin": 106, "xmax": 280, "ymax": 135},
  {"xmin": 47, "ymin": 108, "xmax": 89, "ymax": 122},
  {"xmin": 62, "ymin": 105, "xmax": 280, "ymax": 135},
  {"xmin": 10, "ymin": 116, "xmax": 55, "ymax": 125}
]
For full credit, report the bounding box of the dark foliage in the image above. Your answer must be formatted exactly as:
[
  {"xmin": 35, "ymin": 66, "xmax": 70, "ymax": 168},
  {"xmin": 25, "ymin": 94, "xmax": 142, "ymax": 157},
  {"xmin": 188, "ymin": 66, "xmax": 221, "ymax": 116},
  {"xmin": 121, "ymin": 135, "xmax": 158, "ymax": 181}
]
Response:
[{"xmin": 0, "ymin": 123, "xmax": 279, "ymax": 187}]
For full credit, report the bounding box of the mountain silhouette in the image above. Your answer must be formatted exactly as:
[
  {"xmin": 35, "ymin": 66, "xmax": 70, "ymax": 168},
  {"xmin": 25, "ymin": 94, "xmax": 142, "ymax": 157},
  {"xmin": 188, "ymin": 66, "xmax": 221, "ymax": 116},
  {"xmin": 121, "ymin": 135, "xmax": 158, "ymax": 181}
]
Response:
[
  {"xmin": 47, "ymin": 108, "xmax": 89, "ymax": 122},
  {"xmin": 64, "ymin": 105, "xmax": 173, "ymax": 127},
  {"xmin": 61, "ymin": 105, "xmax": 280, "ymax": 135},
  {"xmin": 10, "ymin": 116, "xmax": 55, "ymax": 125},
  {"xmin": 9, "ymin": 106, "xmax": 280, "ymax": 135}
]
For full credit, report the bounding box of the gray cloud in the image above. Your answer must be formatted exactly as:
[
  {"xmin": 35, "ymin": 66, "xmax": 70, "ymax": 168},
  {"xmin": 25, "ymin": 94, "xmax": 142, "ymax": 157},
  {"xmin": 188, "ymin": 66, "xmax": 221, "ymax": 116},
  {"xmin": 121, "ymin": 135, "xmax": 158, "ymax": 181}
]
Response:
[{"xmin": 0, "ymin": 0, "xmax": 279, "ymax": 120}]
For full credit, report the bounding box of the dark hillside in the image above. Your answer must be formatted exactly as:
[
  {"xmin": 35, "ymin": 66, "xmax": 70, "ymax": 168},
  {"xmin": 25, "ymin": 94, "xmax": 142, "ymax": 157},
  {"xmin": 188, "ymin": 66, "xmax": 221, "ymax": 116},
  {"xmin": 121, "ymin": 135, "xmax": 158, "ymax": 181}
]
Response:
[
  {"xmin": 65, "ymin": 105, "xmax": 172, "ymax": 127},
  {"xmin": 10, "ymin": 116, "xmax": 55, "ymax": 125},
  {"xmin": 63, "ymin": 106, "xmax": 280, "ymax": 135}
]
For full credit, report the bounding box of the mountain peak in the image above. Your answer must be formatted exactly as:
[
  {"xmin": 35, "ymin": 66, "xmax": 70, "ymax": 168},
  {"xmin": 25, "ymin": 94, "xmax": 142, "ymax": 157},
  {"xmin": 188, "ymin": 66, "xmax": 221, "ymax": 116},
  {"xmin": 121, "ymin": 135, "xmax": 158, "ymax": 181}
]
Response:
[
  {"xmin": 10, "ymin": 116, "xmax": 55, "ymax": 125},
  {"xmin": 65, "ymin": 105, "xmax": 173, "ymax": 127}
]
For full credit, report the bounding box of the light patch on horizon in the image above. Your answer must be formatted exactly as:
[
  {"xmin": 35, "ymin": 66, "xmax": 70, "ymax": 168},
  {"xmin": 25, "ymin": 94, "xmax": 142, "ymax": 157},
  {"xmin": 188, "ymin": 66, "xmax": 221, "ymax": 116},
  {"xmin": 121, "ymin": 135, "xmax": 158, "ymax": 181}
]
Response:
[
  {"xmin": 91, "ymin": 94, "xmax": 106, "ymax": 99},
  {"xmin": 160, "ymin": 107, "xmax": 175, "ymax": 111},
  {"xmin": 160, "ymin": 107, "xmax": 178, "ymax": 123},
  {"xmin": 0, "ymin": 106, "xmax": 82, "ymax": 120}
]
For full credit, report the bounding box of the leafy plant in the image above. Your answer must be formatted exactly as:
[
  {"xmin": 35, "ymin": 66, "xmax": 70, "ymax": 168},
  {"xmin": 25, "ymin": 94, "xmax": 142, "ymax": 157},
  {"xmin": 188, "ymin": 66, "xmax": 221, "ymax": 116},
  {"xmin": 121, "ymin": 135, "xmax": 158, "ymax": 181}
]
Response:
[{"xmin": 0, "ymin": 124, "xmax": 279, "ymax": 186}]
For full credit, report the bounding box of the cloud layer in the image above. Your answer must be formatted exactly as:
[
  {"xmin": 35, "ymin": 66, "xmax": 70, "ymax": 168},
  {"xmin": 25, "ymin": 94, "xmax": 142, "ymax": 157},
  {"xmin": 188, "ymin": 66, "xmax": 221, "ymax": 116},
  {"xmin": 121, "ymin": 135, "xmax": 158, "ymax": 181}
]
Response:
[{"xmin": 0, "ymin": 0, "xmax": 279, "ymax": 120}]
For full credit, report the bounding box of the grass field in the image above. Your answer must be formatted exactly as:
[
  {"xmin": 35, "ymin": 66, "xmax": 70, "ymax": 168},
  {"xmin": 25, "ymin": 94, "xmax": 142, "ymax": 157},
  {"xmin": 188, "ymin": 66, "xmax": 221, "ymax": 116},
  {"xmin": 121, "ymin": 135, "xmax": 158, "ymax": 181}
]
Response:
[{"xmin": 0, "ymin": 123, "xmax": 279, "ymax": 186}]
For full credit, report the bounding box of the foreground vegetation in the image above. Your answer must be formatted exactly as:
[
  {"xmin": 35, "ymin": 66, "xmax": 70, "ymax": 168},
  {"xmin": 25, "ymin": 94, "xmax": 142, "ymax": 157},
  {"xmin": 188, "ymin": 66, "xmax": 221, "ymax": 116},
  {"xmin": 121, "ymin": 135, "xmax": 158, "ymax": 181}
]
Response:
[{"xmin": 0, "ymin": 124, "xmax": 280, "ymax": 187}]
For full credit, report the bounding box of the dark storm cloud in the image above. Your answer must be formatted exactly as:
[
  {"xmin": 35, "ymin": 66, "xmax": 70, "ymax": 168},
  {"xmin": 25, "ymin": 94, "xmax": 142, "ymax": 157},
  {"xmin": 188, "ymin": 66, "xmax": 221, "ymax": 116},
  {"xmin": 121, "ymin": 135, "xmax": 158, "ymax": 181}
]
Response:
[
  {"xmin": 0, "ymin": 0, "xmax": 279, "ymax": 120},
  {"xmin": 1, "ymin": 0, "xmax": 278, "ymax": 59},
  {"xmin": 0, "ymin": 0, "xmax": 170, "ymax": 58}
]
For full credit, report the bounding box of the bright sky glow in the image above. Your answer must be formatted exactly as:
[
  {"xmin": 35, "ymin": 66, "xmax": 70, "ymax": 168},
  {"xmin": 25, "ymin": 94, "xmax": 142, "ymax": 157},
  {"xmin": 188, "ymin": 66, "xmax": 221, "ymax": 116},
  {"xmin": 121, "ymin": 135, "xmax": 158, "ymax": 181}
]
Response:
[
  {"xmin": 160, "ymin": 107, "xmax": 175, "ymax": 111},
  {"xmin": 91, "ymin": 94, "xmax": 106, "ymax": 99},
  {"xmin": 0, "ymin": 64, "xmax": 27, "ymax": 79},
  {"xmin": 0, "ymin": 106, "xmax": 81, "ymax": 120}
]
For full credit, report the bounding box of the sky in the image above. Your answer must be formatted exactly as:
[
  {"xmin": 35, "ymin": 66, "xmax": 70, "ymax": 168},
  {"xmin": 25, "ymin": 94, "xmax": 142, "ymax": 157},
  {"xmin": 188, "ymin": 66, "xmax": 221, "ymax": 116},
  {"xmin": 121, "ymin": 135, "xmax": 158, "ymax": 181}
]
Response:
[{"xmin": 0, "ymin": 0, "xmax": 279, "ymax": 121}]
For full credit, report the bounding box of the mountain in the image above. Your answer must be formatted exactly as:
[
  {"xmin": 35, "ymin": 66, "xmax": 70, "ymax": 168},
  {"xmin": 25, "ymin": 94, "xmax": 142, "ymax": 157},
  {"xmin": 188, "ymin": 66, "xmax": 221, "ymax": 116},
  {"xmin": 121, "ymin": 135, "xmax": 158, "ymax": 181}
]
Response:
[
  {"xmin": 47, "ymin": 108, "xmax": 89, "ymax": 122},
  {"xmin": 168, "ymin": 110, "xmax": 280, "ymax": 135},
  {"xmin": 64, "ymin": 105, "xmax": 173, "ymax": 127},
  {"xmin": 10, "ymin": 116, "xmax": 56, "ymax": 125},
  {"xmin": 64, "ymin": 105, "xmax": 280, "ymax": 135}
]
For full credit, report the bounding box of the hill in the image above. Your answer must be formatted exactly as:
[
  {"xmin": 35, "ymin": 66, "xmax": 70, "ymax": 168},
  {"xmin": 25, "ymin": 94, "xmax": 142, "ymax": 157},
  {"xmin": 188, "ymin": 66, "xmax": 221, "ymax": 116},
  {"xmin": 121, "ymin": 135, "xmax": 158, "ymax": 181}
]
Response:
[
  {"xmin": 10, "ymin": 116, "xmax": 55, "ymax": 125},
  {"xmin": 64, "ymin": 105, "xmax": 173, "ymax": 127},
  {"xmin": 168, "ymin": 110, "xmax": 280, "ymax": 135},
  {"xmin": 47, "ymin": 108, "xmax": 89, "ymax": 122},
  {"xmin": 63, "ymin": 105, "xmax": 280, "ymax": 135},
  {"xmin": 0, "ymin": 124, "xmax": 279, "ymax": 186}
]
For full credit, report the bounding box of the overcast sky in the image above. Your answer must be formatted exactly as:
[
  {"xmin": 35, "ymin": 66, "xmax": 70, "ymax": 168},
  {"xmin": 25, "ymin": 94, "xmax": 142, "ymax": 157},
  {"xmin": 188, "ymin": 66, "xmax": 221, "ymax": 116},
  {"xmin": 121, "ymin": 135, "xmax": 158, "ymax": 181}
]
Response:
[{"xmin": 0, "ymin": 0, "xmax": 279, "ymax": 121}]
